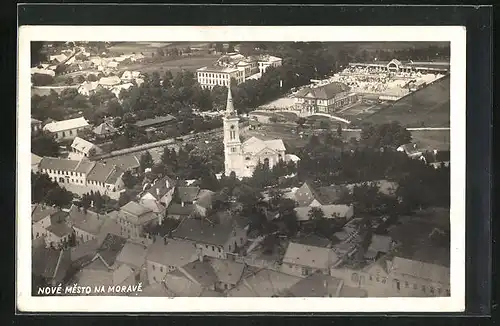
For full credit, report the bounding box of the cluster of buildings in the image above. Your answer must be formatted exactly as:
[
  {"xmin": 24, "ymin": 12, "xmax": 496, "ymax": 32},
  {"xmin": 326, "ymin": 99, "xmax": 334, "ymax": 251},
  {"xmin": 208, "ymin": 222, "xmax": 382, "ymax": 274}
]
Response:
[
  {"xmin": 32, "ymin": 173, "xmax": 450, "ymax": 297},
  {"xmin": 77, "ymin": 70, "xmax": 144, "ymax": 99},
  {"xmin": 196, "ymin": 52, "xmax": 282, "ymax": 89}
]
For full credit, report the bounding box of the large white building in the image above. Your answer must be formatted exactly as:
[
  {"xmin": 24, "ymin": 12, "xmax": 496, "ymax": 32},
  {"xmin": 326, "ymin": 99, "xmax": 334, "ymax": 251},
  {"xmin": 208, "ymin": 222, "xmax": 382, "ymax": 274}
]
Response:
[
  {"xmin": 222, "ymin": 85, "xmax": 298, "ymax": 178},
  {"xmin": 196, "ymin": 53, "xmax": 282, "ymax": 89},
  {"xmin": 43, "ymin": 117, "xmax": 90, "ymax": 141}
]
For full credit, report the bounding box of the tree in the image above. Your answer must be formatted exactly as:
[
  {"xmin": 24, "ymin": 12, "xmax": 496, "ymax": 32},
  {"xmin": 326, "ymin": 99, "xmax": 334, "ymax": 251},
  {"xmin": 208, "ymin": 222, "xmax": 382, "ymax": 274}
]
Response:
[
  {"xmin": 140, "ymin": 151, "xmax": 154, "ymax": 172},
  {"xmin": 31, "ymin": 73, "xmax": 54, "ymax": 86},
  {"xmin": 261, "ymin": 234, "xmax": 278, "ymax": 255},
  {"xmin": 65, "ymin": 77, "xmax": 74, "ymax": 85},
  {"xmin": 118, "ymin": 191, "xmax": 134, "ymax": 207},
  {"xmin": 45, "ymin": 187, "xmax": 73, "ymax": 208},
  {"xmin": 308, "ymin": 207, "xmax": 325, "ymax": 221},
  {"xmin": 31, "ymin": 132, "xmax": 60, "ymax": 157},
  {"xmin": 319, "ymin": 120, "xmax": 330, "ymax": 130},
  {"xmin": 296, "ymin": 117, "xmax": 306, "ymax": 128},
  {"xmin": 87, "ymin": 74, "xmax": 98, "ymax": 82},
  {"xmin": 269, "ymin": 116, "xmax": 278, "ymax": 123},
  {"xmin": 360, "ymin": 122, "xmax": 412, "ymax": 149}
]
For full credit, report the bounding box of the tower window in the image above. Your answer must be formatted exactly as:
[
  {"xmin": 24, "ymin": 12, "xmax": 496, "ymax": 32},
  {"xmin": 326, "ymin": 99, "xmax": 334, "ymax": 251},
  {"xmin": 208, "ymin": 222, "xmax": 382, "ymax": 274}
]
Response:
[{"xmin": 231, "ymin": 147, "xmax": 236, "ymax": 152}]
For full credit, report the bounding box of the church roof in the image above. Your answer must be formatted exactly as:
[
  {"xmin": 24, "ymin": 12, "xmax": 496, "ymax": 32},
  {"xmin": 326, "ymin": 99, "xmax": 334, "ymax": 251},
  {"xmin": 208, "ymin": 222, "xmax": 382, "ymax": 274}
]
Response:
[
  {"xmin": 225, "ymin": 85, "xmax": 235, "ymax": 116},
  {"xmin": 242, "ymin": 137, "xmax": 286, "ymax": 155}
]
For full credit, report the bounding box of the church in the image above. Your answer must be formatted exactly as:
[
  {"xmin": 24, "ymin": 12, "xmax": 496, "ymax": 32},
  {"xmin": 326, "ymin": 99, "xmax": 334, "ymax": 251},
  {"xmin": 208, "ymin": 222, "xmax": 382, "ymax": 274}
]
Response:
[{"xmin": 223, "ymin": 85, "xmax": 300, "ymax": 179}]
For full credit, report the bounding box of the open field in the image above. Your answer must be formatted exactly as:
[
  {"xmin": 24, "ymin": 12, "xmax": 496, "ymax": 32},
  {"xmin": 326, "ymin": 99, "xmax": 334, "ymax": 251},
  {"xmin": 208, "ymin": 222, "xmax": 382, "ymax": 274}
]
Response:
[
  {"xmin": 258, "ymin": 97, "xmax": 296, "ymax": 110},
  {"xmin": 118, "ymin": 54, "xmax": 219, "ymax": 75},
  {"xmin": 360, "ymin": 75, "xmax": 450, "ymax": 128},
  {"xmin": 108, "ymin": 42, "xmax": 211, "ymax": 56}
]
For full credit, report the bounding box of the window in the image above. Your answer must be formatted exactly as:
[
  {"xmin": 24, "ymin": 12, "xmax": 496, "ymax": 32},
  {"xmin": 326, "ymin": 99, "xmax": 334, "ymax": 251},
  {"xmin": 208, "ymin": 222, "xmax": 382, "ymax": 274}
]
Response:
[
  {"xmin": 231, "ymin": 147, "xmax": 236, "ymax": 153},
  {"xmin": 429, "ymin": 287, "xmax": 434, "ymax": 294},
  {"xmin": 376, "ymin": 276, "xmax": 380, "ymax": 282},
  {"xmin": 351, "ymin": 273, "xmax": 359, "ymax": 282},
  {"xmin": 160, "ymin": 266, "xmax": 163, "ymax": 273},
  {"xmin": 218, "ymin": 247, "xmax": 221, "ymax": 252},
  {"xmin": 302, "ymin": 267, "xmax": 311, "ymax": 276},
  {"xmin": 382, "ymin": 278, "xmax": 386, "ymax": 284},
  {"xmin": 153, "ymin": 276, "xmax": 156, "ymax": 282},
  {"xmin": 211, "ymin": 246, "xmax": 215, "ymax": 251},
  {"xmin": 405, "ymin": 281, "xmax": 409, "ymax": 288},
  {"xmin": 228, "ymin": 245, "xmax": 231, "ymax": 251},
  {"xmin": 369, "ymin": 275, "xmax": 373, "ymax": 281},
  {"xmin": 413, "ymin": 283, "xmax": 418, "ymax": 290},
  {"xmin": 152, "ymin": 264, "xmax": 155, "ymax": 271},
  {"xmin": 421, "ymin": 285, "xmax": 426, "ymax": 292},
  {"xmin": 245, "ymin": 157, "xmax": 251, "ymax": 161},
  {"xmin": 206, "ymin": 245, "xmax": 208, "ymax": 249},
  {"xmin": 240, "ymin": 238, "xmax": 243, "ymax": 244}
]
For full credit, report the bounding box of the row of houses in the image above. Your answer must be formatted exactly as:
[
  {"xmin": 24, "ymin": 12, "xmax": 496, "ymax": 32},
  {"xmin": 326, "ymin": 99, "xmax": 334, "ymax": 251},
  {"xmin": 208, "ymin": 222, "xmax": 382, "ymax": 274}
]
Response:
[{"xmin": 77, "ymin": 71, "xmax": 143, "ymax": 97}]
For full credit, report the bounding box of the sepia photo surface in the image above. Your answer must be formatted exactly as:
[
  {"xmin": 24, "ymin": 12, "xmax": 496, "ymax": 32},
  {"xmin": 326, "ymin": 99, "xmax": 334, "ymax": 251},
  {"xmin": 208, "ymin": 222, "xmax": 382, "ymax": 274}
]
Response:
[{"xmin": 17, "ymin": 26, "xmax": 465, "ymax": 312}]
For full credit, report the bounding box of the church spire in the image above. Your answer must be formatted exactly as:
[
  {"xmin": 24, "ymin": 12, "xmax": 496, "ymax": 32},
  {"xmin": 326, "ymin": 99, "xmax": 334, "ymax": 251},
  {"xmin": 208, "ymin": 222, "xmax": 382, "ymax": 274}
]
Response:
[{"xmin": 226, "ymin": 81, "xmax": 235, "ymax": 115}]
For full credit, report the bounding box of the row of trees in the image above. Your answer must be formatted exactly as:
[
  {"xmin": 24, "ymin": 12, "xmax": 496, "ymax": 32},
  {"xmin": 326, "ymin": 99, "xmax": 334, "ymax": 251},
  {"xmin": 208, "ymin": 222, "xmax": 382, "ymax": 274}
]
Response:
[{"xmin": 31, "ymin": 172, "xmax": 73, "ymax": 208}]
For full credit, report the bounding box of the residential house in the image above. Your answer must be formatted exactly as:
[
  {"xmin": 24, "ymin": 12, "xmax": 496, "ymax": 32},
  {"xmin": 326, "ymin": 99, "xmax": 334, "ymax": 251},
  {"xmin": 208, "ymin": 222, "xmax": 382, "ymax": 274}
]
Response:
[
  {"xmin": 146, "ymin": 237, "xmax": 198, "ymax": 285},
  {"xmin": 77, "ymin": 81, "xmax": 100, "ymax": 96},
  {"xmin": 364, "ymin": 234, "xmax": 394, "ymax": 261},
  {"xmin": 139, "ymin": 175, "xmax": 176, "ymax": 214},
  {"xmin": 227, "ymin": 269, "xmax": 301, "ymax": 297},
  {"xmin": 32, "ymin": 246, "xmax": 72, "ymax": 286},
  {"xmin": 257, "ymin": 55, "xmax": 283, "ymax": 75},
  {"xmin": 31, "ymin": 153, "xmax": 43, "ymax": 173},
  {"xmin": 69, "ymin": 137, "xmax": 103, "ymax": 160},
  {"xmin": 39, "ymin": 157, "xmax": 125, "ymax": 197},
  {"xmin": 134, "ymin": 115, "xmax": 176, "ymax": 130},
  {"xmin": 97, "ymin": 154, "xmax": 141, "ymax": 175},
  {"xmin": 31, "ymin": 118, "xmax": 42, "ymax": 135},
  {"xmin": 209, "ymin": 258, "xmax": 246, "ymax": 292},
  {"xmin": 120, "ymin": 70, "xmax": 141, "ymax": 83},
  {"xmin": 170, "ymin": 218, "xmax": 247, "ymax": 259},
  {"xmin": 76, "ymin": 233, "xmax": 141, "ymax": 294},
  {"xmin": 67, "ymin": 206, "xmax": 105, "ymax": 245},
  {"xmin": 293, "ymin": 181, "xmax": 324, "ymax": 207},
  {"xmin": 166, "ymin": 186, "xmax": 214, "ymax": 219},
  {"xmin": 329, "ymin": 255, "xmax": 450, "ymax": 297},
  {"xmin": 281, "ymin": 242, "xmax": 339, "ymax": 278},
  {"xmin": 293, "ymin": 204, "xmax": 354, "ymax": 223},
  {"xmin": 45, "ymin": 212, "xmax": 73, "ymax": 249},
  {"xmin": 92, "ymin": 121, "xmax": 118, "ymax": 139},
  {"xmin": 111, "ymin": 83, "xmax": 134, "ymax": 99},
  {"xmin": 31, "ymin": 204, "xmax": 59, "ymax": 240},
  {"xmin": 43, "ymin": 117, "xmax": 90, "ymax": 141},
  {"xmin": 294, "ymin": 82, "xmax": 359, "ymax": 115},
  {"xmin": 115, "ymin": 241, "xmax": 149, "ymax": 278},
  {"xmin": 109, "ymin": 201, "xmax": 161, "ymax": 239},
  {"xmin": 163, "ymin": 259, "xmax": 218, "ymax": 296}
]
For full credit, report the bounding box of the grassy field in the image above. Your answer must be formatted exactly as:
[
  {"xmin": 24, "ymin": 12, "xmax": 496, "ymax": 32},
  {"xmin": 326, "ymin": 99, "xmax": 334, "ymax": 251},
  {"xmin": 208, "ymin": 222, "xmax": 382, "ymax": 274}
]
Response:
[
  {"xmin": 118, "ymin": 54, "xmax": 219, "ymax": 75},
  {"xmin": 108, "ymin": 42, "xmax": 211, "ymax": 56},
  {"xmin": 360, "ymin": 75, "xmax": 450, "ymax": 128}
]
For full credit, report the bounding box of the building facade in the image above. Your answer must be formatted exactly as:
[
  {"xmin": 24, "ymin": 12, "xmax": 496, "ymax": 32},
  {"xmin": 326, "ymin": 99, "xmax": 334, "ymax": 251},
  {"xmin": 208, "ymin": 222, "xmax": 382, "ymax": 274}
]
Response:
[
  {"xmin": 348, "ymin": 59, "xmax": 450, "ymax": 75},
  {"xmin": 223, "ymin": 86, "xmax": 296, "ymax": 178},
  {"xmin": 43, "ymin": 117, "xmax": 90, "ymax": 141},
  {"xmin": 196, "ymin": 66, "xmax": 245, "ymax": 89},
  {"xmin": 294, "ymin": 82, "xmax": 360, "ymax": 115}
]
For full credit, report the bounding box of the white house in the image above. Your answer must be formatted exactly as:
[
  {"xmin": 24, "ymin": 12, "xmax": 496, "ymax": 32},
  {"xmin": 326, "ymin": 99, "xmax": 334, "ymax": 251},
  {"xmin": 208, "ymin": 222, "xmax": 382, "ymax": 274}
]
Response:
[
  {"xmin": 43, "ymin": 117, "xmax": 90, "ymax": 141},
  {"xmin": 69, "ymin": 137, "xmax": 103, "ymax": 160},
  {"xmin": 294, "ymin": 204, "xmax": 354, "ymax": 223},
  {"xmin": 31, "ymin": 204, "xmax": 59, "ymax": 240},
  {"xmin": 280, "ymin": 242, "xmax": 339, "ymax": 278},
  {"xmin": 78, "ymin": 81, "xmax": 100, "ymax": 96}
]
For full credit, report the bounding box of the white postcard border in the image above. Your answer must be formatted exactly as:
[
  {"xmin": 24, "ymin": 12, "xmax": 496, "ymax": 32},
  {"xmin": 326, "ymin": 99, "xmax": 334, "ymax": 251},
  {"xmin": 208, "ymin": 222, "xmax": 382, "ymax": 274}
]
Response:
[{"xmin": 17, "ymin": 25, "xmax": 466, "ymax": 312}]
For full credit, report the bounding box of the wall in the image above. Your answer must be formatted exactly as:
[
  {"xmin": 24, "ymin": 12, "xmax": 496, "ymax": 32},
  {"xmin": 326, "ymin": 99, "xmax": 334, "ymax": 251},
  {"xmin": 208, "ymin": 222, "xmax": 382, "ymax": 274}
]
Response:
[
  {"xmin": 196, "ymin": 243, "xmax": 226, "ymax": 259},
  {"xmin": 32, "ymin": 215, "xmax": 51, "ymax": 239},
  {"xmin": 224, "ymin": 227, "xmax": 248, "ymax": 254},
  {"xmin": 280, "ymin": 263, "xmax": 328, "ymax": 278},
  {"xmin": 146, "ymin": 260, "xmax": 174, "ymax": 284},
  {"xmin": 74, "ymin": 227, "xmax": 97, "ymax": 245}
]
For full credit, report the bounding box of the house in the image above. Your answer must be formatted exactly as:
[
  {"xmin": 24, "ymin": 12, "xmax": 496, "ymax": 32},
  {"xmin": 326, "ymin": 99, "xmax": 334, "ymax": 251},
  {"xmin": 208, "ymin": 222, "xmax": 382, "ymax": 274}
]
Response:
[
  {"xmin": 208, "ymin": 258, "xmax": 246, "ymax": 292},
  {"xmin": 329, "ymin": 255, "xmax": 450, "ymax": 297},
  {"xmin": 139, "ymin": 176, "xmax": 176, "ymax": 213},
  {"xmin": 146, "ymin": 237, "xmax": 198, "ymax": 284},
  {"xmin": 397, "ymin": 142, "xmax": 424, "ymax": 158},
  {"xmin": 163, "ymin": 259, "xmax": 219, "ymax": 296},
  {"xmin": 39, "ymin": 157, "xmax": 125, "ymax": 197},
  {"xmin": 115, "ymin": 241, "xmax": 149, "ymax": 272},
  {"xmin": 77, "ymin": 258, "xmax": 137, "ymax": 294},
  {"xmin": 111, "ymin": 83, "xmax": 134, "ymax": 99},
  {"xmin": 77, "ymin": 81, "xmax": 100, "ymax": 96},
  {"xmin": 120, "ymin": 70, "xmax": 141, "ymax": 82},
  {"xmin": 282, "ymin": 273, "xmax": 344, "ymax": 297},
  {"xmin": 93, "ymin": 121, "xmax": 118, "ymax": 138},
  {"xmin": 31, "ymin": 204, "xmax": 59, "ymax": 240},
  {"xmin": 294, "ymin": 181, "xmax": 324, "ymax": 207},
  {"xmin": 31, "ymin": 67, "xmax": 56, "ymax": 77},
  {"xmin": 31, "ymin": 118, "xmax": 42, "ymax": 135},
  {"xmin": 227, "ymin": 269, "xmax": 301, "ymax": 297},
  {"xmin": 364, "ymin": 234, "xmax": 393, "ymax": 261},
  {"xmin": 97, "ymin": 154, "xmax": 141, "ymax": 174},
  {"xmin": 293, "ymin": 204, "xmax": 354, "ymax": 223},
  {"xmin": 69, "ymin": 137, "xmax": 103, "ymax": 160},
  {"xmin": 49, "ymin": 54, "xmax": 68, "ymax": 63},
  {"xmin": 43, "ymin": 117, "xmax": 90, "ymax": 141},
  {"xmin": 109, "ymin": 201, "xmax": 161, "ymax": 239},
  {"xmin": 294, "ymin": 82, "xmax": 359, "ymax": 115},
  {"xmin": 98, "ymin": 76, "xmax": 121, "ymax": 88},
  {"xmin": 66, "ymin": 206, "xmax": 106, "ymax": 245},
  {"xmin": 31, "ymin": 153, "xmax": 43, "ymax": 173},
  {"xmin": 45, "ymin": 214, "xmax": 73, "ymax": 249},
  {"xmin": 281, "ymin": 242, "xmax": 339, "ymax": 278},
  {"xmin": 134, "ymin": 115, "xmax": 176, "ymax": 130},
  {"xmin": 166, "ymin": 186, "xmax": 215, "ymax": 219},
  {"xmin": 170, "ymin": 218, "xmax": 247, "ymax": 259},
  {"xmin": 32, "ymin": 247, "xmax": 72, "ymax": 286}
]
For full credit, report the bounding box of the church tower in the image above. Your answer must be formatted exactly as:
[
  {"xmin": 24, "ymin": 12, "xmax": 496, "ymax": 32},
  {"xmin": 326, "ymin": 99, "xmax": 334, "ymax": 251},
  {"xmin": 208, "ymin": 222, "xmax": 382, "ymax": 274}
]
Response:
[{"xmin": 223, "ymin": 83, "xmax": 243, "ymax": 177}]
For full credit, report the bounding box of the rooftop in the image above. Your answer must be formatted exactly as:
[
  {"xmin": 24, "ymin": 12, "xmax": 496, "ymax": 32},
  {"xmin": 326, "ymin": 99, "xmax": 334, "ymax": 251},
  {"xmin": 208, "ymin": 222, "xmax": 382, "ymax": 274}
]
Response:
[
  {"xmin": 97, "ymin": 154, "xmax": 140, "ymax": 171},
  {"xmin": 43, "ymin": 117, "xmax": 89, "ymax": 133},
  {"xmin": 208, "ymin": 258, "xmax": 246, "ymax": 285},
  {"xmin": 242, "ymin": 136, "xmax": 286, "ymax": 156},
  {"xmin": 390, "ymin": 256, "xmax": 450, "ymax": 285},
  {"xmin": 134, "ymin": 115, "xmax": 176, "ymax": 128},
  {"xmin": 176, "ymin": 186, "xmax": 201, "ymax": 203},
  {"xmin": 147, "ymin": 239, "xmax": 198, "ymax": 268},
  {"xmin": 96, "ymin": 233, "xmax": 128, "ymax": 268},
  {"xmin": 171, "ymin": 218, "xmax": 236, "ymax": 246},
  {"xmin": 39, "ymin": 157, "xmax": 80, "ymax": 172},
  {"xmin": 295, "ymin": 82, "xmax": 351, "ymax": 100},
  {"xmin": 181, "ymin": 260, "xmax": 218, "ymax": 288},
  {"xmin": 285, "ymin": 273, "xmax": 343, "ymax": 297},
  {"xmin": 86, "ymin": 162, "xmax": 124, "ymax": 184},
  {"xmin": 93, "ymin": 121, "xmax": 118, "ymax": 136},
  {"xmin": 115, "ymin": 241, "xmax": 149, "ymax": 270},
  {"xmin": 32, "ymin": 204, "xmax": 59, "ymax": 223},
  {"xmin": 71, "ymin": 137, "xmax": 101, "ymax": 155},
  {"xmin": 46, "ymin": 222, "xmax": 73, "ymax": 238},
  {"xmin": 282, "ymin": 242, "xmax": 338, "ymax": 270}
]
